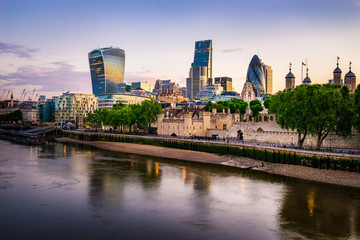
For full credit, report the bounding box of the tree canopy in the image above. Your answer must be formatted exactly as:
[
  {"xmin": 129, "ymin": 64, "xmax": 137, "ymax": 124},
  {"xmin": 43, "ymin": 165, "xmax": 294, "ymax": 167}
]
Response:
[
  {"xmin": 86, "ymin": 100, "xmax": 162, "ymax": 133},
  {"xmin": 204, "ymin": 98, "xmax": 248, "ymax": 120},
  {"xmin": 249, "ymin": 99, "xmax": 263, "ymax": 121},
  {"xmin": 269, "ymin": 84, "xmax": 358, "ymax": 149}
]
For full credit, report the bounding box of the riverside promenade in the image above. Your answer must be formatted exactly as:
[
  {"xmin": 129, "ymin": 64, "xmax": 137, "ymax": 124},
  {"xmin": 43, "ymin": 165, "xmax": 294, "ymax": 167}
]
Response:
[{"xmin": 58, "ymin": 130, "xmax": 360, "ymax": 188}]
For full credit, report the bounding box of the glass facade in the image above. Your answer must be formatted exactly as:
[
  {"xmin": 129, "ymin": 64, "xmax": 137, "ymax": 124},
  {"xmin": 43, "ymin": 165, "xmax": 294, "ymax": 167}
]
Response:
[
  {"xmin": 193, "ymin": 40, "xmax": 212, "ymax": 82},
  {"xmin": 263, "ymin": 65, "xmax": 273, "ymax": 95},
  {"xmin": 246, "ymin": 55, "xmax": 265, "ymax": 97},
  {"xmin": 88, "ymin": 48, "xmax": 125, "ymax": 96}
]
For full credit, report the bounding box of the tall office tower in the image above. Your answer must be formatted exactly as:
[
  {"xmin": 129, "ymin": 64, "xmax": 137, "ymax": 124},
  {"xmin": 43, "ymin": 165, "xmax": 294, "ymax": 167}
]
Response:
[
  {"xmin": 263, "ymin": 65, "xmax": 273, "ymax": 94},
  {"xmin": 246, "ymin": 55, "xmax": 265, "ymax": 97},
  {"xmin": 186, "ymin": 77, "xmax": 192, "ymax": 99},
  {"xmin": 285, "ymin": 63, "xmax": 295, "ymax": 90},
  {"xmin": 214, "ymin": 77, "xmax": 232, "ymax": 92},
  {"xmin": 88, "ymin": 47, "xmax": 125, "ymax": 96},
  {"xmin": 187, "ymin": 40, "xmax": 213, "ymax": 100},
  {"xmin": 344, "ymin": 61, "xmax": 356, "ymax": 93},
  {"xmin": 333, "ymin": 56, "xmax": 342, "ymax": 85}
]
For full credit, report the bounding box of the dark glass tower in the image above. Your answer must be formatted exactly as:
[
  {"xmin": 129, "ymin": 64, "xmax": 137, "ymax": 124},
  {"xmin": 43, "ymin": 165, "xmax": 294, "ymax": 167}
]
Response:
[
  {"xmin": 193, "ymin": 40, "xmax": 212, "ymax": 81},
  {"xmin": 246, "ymin": 55, "xmax": 265, "ymax": 97},
  {"xmin": 187, "ymin": 40, "xmax": 213, "ymax": 100},
  {"xmin": 88, "ymin": 47, "xmax": 125, "ymax": 96}
]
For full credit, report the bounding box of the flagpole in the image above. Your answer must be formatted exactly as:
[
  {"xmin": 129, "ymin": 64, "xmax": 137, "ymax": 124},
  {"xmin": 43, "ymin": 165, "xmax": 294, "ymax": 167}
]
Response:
[{"xmin": 301, "ymin": 63, "xmax": 303, "ymax": 84}]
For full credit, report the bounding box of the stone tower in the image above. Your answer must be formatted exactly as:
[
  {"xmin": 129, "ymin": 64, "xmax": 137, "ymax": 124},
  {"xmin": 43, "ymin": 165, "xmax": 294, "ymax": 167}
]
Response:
[
  {"xmin": 285, "ymin": 62, "xmax": 295, "ymax": 89},
  {"xmin": 344, "ymin": 61, "xmax": 356, "ymax": 93},
  {"xmin": 333, "ymin": 56, "xmax": 342, "ymax": 85}
]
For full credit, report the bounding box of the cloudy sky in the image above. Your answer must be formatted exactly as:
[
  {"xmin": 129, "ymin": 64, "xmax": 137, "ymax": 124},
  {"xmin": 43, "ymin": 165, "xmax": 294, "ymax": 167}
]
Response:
[{"xmin": 1, "ymin": 0, "xmax": 359, "ymax": 99}]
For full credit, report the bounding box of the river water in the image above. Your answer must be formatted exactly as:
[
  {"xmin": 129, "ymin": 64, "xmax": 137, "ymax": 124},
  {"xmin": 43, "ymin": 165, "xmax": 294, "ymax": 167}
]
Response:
[{"xmin": 0, "ymin": 140, "xmax": 359, "ymax": 240}]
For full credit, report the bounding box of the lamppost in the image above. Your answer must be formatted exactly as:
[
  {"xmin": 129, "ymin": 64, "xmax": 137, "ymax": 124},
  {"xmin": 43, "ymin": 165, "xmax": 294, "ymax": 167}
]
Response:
[
  {"xmin": 310, "ymin": 139, "xmax": 313, "ymax": 150},
  {"xmin": 291, "ymin": 135, "xmax": 294, "ymax": 147}
]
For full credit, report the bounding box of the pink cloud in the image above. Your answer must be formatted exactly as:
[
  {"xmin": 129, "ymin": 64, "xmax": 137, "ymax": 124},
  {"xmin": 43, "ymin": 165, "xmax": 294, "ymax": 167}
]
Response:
[{"xmin": 0, "ymin": 62, "xmax": 91, "ymax": 97}]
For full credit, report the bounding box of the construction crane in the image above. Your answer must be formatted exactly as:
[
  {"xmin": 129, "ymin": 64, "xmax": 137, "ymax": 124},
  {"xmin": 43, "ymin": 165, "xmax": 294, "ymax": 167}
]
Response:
[
  {"xmin": 0, "ymin": 89, "xmax": 6, "ymax": 100},
  {"xmin": 20, "ymin": 89, "xmax": 26, "ymax": 102},
  {"xmin": 29, "ymin": 88, "xmax": 35, "ymax": 101},
  {"xmin": 4, "ymin": 90, "xmax": 10, "ymax": 101}
]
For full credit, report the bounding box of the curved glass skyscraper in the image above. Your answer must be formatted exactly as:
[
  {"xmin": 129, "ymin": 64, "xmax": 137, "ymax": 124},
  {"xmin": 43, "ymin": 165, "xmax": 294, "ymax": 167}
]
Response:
[
  {"xmin": 246, "ymin": 55, "xmax": 265, "ymax": 97},
  {"xmin": 88, "ymin": 47, "xmax": 125, "ymax": 96}
]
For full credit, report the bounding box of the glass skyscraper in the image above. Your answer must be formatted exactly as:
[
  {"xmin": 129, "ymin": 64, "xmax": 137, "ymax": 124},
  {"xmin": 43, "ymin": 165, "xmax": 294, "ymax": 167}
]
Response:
[
  {"xmin": 88, "ymin": 47, "xmax": 125, "ymax": 96},
  {"xmin": 246, "ymin": 55, "xmax": 265, "ymax": 97},
  {"xmin": 193, "ymin": 40, "xmax": 212, "ymax": 81},
  {"xmin": 187, "ymin": 40, "xmax": 213, "ymax": 100}
]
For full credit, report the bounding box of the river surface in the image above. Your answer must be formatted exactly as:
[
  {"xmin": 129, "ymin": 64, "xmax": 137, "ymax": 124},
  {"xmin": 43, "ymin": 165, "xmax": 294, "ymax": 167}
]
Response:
[{"xmin": 0, "ymin": 140, "xmax": 359, "ymax": 240}]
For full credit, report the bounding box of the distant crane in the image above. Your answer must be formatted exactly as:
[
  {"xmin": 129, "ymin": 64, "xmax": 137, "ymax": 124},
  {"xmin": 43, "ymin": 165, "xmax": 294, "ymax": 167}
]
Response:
[
  {"xmin": 28, "ymin": 89, "xmax": 35, "ymax": 101},
  {"xmin": 4, "ymin": 90, "xmax": 10, "ymax": 101},
  {"xmin": 19, "ymin": 89, "xmax": 26, "ymax": 102},
  {"xmin": 0, "ymin": 89, "xmax": 6, "ymax": 100}
]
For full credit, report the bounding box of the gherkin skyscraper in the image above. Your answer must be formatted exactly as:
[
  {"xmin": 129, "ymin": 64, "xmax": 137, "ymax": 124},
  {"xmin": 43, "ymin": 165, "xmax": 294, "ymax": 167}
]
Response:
[{"xmin": 246, "ymin": 55, "xmax": 265, "ymax": 97}]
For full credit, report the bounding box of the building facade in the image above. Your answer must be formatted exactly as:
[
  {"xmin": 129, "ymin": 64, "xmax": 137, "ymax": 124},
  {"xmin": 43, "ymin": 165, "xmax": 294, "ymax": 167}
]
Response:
[
  {"xmin": 195, "ymin": 84, "xmax": 223, "ymax": 102},
  {"xmin": 97, "ymin": 94, "xmax": 152, "ymax": 109},
  {"xmin": 88, "ymin": 47, "xmax": 125, "ymax": 96},
  {"xmin": 55, "ymin": 92, "xmax": 97, "ymax": 125},
  {"xmin": 187, "ymin": 40, "xmax": 213, "ymax": 100},
  {"xmin": 263, "ymin": 65, "xmax": 273, "ymax": 95},
  {"xmin": 214, "ymin": 77, "xmax": 232, "ymax": 92}
]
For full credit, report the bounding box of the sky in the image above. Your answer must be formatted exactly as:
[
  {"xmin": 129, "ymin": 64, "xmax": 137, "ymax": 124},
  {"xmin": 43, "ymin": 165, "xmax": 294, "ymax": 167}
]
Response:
[{"xmin": 0, "ymin": 0, "xmax": 360, "ymax": 99}]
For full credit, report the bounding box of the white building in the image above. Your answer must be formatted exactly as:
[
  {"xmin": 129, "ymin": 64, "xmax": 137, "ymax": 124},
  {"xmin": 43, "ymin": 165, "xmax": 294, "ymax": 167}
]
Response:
[{"xmin": 55, "ymin": 92, "xmax": 97, "ymax": 125}]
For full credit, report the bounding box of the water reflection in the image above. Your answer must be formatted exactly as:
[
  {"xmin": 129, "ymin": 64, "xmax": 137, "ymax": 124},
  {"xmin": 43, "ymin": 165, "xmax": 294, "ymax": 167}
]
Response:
[
  {"xmin": 279, "ymin": 183, "xmax": 360, "ymax": 239},
  {"xmin": 1, "ymin": 140, "xmax": 360, "ymax": 240}
]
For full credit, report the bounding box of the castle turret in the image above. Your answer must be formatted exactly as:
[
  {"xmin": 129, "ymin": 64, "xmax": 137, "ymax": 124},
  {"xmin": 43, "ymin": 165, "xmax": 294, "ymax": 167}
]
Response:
[
  {"xmin": 333, "ymin": 56, "xmax": 342, "ymax": 85},
  {"xmin": 302, "ymin": 68, "xmax": 311, "ymax": 85},
  {"xmin": 285, "ymin": 62, "xmax": 295, "ymax": 89},
  {"xmin": 344, "ymin": 61, "xmax": 356, "ymax": 93}
]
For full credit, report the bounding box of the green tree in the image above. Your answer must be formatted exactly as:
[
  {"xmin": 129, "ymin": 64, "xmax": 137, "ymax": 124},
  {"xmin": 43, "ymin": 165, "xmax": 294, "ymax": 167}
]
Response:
[
  {"xmin": 263, "ymin": 98, "xmax": 271, "ymax": 109},
  {"xmin": 354, "ymin": 85, "xmax": 360, "ymax": 133},
  {"xmin": 232, "ymin": 98, "xmax": 248, "ymax": 121},
  {"xmin": 138, "ymin": 100, "xmax": 163, "ymax": 133},
  {"xmin": 270, "ymin": 84, "xmax": 350, "ymax": 149},
  {"xmin": 250, "ymin": 99, "xmax": 263, "ymax": 121},
  {"xmin": 336, "ymin": 86, "xmax": 354, "ymax": 138},
  {"xmin": 269, "ymin": 87, "xmax": 310, "ymax": 148},
  {"xmin": 128, "ymin": 104, "xmax": 140, "ymax": 133},
  {"xmin": 204, "ymin": 101, "xmax": 214, "ymax": 112}
]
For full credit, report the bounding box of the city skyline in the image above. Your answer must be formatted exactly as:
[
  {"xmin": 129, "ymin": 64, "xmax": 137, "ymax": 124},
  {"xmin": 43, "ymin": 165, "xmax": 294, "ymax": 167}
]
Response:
[{"xmin": 0, "ymin": 0, "xmax": 359, "ymax": 98}]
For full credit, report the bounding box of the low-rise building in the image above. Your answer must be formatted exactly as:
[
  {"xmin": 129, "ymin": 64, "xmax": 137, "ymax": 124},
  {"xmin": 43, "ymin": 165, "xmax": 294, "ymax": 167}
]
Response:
[
  {"xmin": 97, "ymin": 94, "xmax": 153, "ymax": 109},
  {"xmin": 55, "ymin": 92, "xmax": 97, "ymax": 126}
]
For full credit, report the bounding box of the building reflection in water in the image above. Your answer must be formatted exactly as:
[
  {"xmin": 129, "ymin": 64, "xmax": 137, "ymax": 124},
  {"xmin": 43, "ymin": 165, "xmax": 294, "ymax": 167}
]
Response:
[{"xmin": 279, "ymin": 184, "xmax": 360, "ymax": 239}]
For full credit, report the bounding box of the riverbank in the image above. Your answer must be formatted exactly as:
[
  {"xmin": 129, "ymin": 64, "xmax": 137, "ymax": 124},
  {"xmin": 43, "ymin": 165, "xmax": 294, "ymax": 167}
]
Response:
[{"xmin": 57, "ymin": 137, "xmax": 360, "ymax": 188}]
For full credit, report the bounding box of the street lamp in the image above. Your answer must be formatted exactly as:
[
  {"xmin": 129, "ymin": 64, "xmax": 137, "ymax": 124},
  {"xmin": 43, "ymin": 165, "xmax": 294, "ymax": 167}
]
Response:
[
  {"xmin": 310, "ymin": 139, "xmax": 313, "ymax": 150},
  {"xmin": 291, "ymin": 135, "xmax": 294, "ymax": 147}
]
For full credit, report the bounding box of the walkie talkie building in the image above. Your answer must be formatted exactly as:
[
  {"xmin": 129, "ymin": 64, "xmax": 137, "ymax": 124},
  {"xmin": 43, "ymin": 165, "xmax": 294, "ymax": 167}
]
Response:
[{"xmin": 88, "ymin": 47, "xmax": 125, "ymax": 96}]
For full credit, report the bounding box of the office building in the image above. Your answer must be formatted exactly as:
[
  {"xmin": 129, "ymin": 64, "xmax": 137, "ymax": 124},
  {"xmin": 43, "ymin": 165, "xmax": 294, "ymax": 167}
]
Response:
[
  {"xmin": 117, "ymin": 83, "xmax": 131, "ymax": 94},
  {"xmin": 55, "ymin": 92, "xmax": 97, "ymax": 126},
  {"xmin": 214, "ymin": 77, "xmax": 232, "ymax": 92},
  {"xmin": 98, "ymin": 94, "xmax": 152, "ymax": 109},
  {"xmin": 263, "ymin": 65, "xmax": 273, "ymax": 94},
  {"xmin": 187, "ymin": 40, "xmax": 213, "ymax": 100},
  {"xmin": 88, "ymin": 47, "xmax": 125, "ymax": 96}
]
